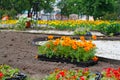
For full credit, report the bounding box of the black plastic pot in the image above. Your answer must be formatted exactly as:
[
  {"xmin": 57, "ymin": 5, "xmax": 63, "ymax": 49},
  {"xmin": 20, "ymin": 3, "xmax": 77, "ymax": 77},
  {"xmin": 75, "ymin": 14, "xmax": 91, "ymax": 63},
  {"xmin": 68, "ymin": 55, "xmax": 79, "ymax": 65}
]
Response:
[
  {"xmin": 114, "ymin": 32, "xmax": 120, "ymax": 36},
  {"xmin": 5, "ymin": 73, "xmax": 26, "ymax": 80},
  {"xmin": 95, "ymin": 72, "xmax": 102, "ymax": 80},
  {"xmin": 38, "ymin": 54, "xmax": 98, "ymax": 67},
  {"xmin": 85, "ymin": 32, "xmax": 92, "ymax": 36}
]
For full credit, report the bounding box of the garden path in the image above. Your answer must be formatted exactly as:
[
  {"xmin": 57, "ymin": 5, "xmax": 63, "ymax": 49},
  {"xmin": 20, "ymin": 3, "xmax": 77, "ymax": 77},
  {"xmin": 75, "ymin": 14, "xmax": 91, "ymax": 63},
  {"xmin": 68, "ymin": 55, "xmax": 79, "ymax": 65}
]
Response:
[
  {"xmin": 94, "ymin": 41, "xmax": 120, "ymax": 60},
  {"xmin": 1, "ymin": 30, "xmax": 120, "ymax": 61}
]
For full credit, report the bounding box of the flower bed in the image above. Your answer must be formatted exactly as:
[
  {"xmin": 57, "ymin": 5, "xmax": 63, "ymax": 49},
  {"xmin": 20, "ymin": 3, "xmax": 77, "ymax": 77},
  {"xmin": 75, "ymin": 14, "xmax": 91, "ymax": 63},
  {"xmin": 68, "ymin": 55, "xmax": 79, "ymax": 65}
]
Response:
[
  {"xmin": 0, "ymin": 20, "xmax": 120, "ymax": 36},
  {"xmin": 101, "ymin": 67, "xmax": 120, "ymax": 80},
  {"xmin": 0, "ymin": 65, "xmax": 26, "ymax": 80},
  {"xmin": 37, "ymin": 35, "xmax": 98, "ymax": 67},
  {"xmin": 43, "ymin": 68, "xmax": 101, "ymax": 80},
  {"xmin": 43, "ymin": 67, "xmax": 120, "ymax": 80}
]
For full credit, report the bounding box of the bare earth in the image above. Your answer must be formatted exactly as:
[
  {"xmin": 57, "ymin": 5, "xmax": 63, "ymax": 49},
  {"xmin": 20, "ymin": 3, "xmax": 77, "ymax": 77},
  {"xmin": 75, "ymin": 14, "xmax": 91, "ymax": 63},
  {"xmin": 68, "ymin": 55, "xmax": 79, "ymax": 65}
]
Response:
[{"xmin": 0, "ymin": 31, "xmax": 120, "ymax": 79}]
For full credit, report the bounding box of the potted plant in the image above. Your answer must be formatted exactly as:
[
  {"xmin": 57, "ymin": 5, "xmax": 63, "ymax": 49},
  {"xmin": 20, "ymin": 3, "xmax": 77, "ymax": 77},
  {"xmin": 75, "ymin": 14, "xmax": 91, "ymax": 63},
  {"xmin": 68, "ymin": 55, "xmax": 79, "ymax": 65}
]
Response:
[
  {"xmin": 0, "ymin": 64, "xmax": 26, "ymax": 80},
  {"xmin": 37, "ymin": 35, "xmax": 98, "ymax": 66},
  {"xmin": 15, "ymin": 16, "xmax": 31, "ymax": 30},
  {"xmin": 43, "ymin": 68, "xmax": 99, "ymax": 80},
  {"xmin": 74, "ymin": 27, "xmax": 91, "ymax": 36},
  {"xmin": 101, "ymin": 67, "xmax": 120, "ymax": 80}
]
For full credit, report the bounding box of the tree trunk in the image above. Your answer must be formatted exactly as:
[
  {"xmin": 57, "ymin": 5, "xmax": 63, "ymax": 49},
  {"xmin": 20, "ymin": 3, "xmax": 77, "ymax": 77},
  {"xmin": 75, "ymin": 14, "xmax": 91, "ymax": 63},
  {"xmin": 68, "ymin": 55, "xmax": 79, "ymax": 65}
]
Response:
[
  {"xmin": 86, "ymin": 15, "xmax": 89, "ymax": 20},
  {"xmin": 93, "ymin": 16, "xmax": 97, "ymax": 21}
]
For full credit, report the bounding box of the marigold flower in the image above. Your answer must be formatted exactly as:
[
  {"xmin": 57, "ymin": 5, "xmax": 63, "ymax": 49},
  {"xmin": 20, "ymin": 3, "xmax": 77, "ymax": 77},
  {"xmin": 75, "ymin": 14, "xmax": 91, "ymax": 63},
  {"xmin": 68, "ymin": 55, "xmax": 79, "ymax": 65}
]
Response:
[
  {"xmin": 61, "ymin": 36, "xmax": 66, "ymax": 40},
  {"xmin": 92, "ymin": 56, "xmax": 98, "ymax": 61},
  {"xmin": 48, "ymin": 35, "xmax": 54, "ymax": 40},
  {"xmin": 46, "ymin": 44, "xmax": 50, "ymax": 48},
  {"xmin": 80, "ymin": 36, "xmax": 85, "ymax": 41},
  {"xmin": 72, "ymin": 44, "xmax": 77, "ymax": 50},
  {"xmin": 92, "ymin": 35, "xmax": 97, "ymax": 40},
  {"xmin": 84, "ymin": 47, "xmax": 90, "ymax": 52},
  {"xmin": 53, "ymin": 39, "xmax": 60, "ymax": 46}
]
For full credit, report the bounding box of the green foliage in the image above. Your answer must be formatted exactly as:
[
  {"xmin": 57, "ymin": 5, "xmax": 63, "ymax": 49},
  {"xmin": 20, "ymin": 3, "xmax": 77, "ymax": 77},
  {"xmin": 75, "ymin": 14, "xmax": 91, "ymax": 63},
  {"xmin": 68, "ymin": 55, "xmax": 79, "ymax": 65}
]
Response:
[
  {"xmin": 0, "ymin": 0, "xmax": 55, "ymax": 18},
  {"xmin": 43, "ymin": 68, "xmax": 97, "ymax": 80},
  {"xmin": 74, "ymin": 27, "xmax": 90, "ymax": 35},
  {"xmin": 101, "ymin": 13, "xmax": 120, "ymax": 20},
  {"xmin": 38, "ymin": 36, "xmax": 97, "ymax": 62},
  {"xmin": 14, "ymin": 17, "xmax": 31, "ymax": 30},
  {"xmin": 0, "ymin": 64, "xmax": 20, "ymax": 79},
  {"xmin": 98, "ymin": 23, "xmax": 120, "ymax": 36},
  {"xmin": 57, "ymin": 0, "xmax": 119, "ymax": 20}
]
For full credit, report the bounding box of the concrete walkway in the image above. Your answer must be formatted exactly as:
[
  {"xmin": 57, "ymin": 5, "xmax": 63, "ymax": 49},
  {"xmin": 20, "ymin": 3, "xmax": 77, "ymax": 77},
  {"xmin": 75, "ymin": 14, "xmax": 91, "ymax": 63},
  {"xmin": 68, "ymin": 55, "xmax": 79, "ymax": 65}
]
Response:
[
  {"xmin": 94, "ymin": 41, "xmax": 120, "ymax": 60},
  {"xmin": 0, "ymin": 30, "xmax": 104, "ymax": 36}
]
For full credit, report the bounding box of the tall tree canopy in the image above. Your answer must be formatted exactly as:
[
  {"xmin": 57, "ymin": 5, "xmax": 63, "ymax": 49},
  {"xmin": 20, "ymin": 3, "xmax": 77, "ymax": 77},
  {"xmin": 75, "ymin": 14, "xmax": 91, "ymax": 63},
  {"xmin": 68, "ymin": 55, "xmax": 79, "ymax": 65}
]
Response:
[
  {"xmin": 0, "ymin": 0, "xmax": 55, "ymax": 18},
  {"xmin": 57, "ymin": 0, "xmax": 119, "ymax": 20}
]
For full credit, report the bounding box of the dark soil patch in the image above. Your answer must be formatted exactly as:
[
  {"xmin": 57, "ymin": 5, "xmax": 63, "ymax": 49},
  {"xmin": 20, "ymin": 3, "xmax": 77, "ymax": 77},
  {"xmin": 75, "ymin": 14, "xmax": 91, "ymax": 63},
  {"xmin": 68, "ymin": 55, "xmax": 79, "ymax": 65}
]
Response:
[{"xmin": 0, "ymin": 31, "xmax": 120, "ymax": 79}]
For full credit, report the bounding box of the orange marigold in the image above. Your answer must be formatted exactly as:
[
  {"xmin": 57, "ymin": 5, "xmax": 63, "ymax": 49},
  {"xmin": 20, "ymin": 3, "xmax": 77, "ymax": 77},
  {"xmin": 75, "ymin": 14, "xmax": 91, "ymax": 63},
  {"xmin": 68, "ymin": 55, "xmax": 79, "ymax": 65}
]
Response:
[
  {"xmin": 84, "ymin": 47, "xmax": 90, "ymax": 52},
  {"xmin": 47, "ymin": 44, "xmax": 50, "ymax": 48},
  {"xmin": 48, "ymin": 35, "xmax": 54, "ymax": 40},
  {"xmin": 72, "ymin": 44, "xmax": 77, "ymax": 50},
  {"xmin": 92, "ymin": 35, "xmax": 97, "ymax": 40},
  {"xmin": 61, "ymin": 36, "xmax": 66, "ymax": 40},
  {"xmin": 92, "ymin": 56, "xmax": 98, "ymax": 61},
  {"xmin": 80, "ymin": 36, "xmax": 85, "ymax": 41}
]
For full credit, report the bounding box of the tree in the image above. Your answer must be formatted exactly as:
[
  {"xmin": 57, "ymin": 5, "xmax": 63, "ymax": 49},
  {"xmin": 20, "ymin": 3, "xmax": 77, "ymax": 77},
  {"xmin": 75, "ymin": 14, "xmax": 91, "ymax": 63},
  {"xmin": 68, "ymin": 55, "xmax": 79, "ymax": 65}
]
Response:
[
  {"xmin": 57, "ymin": 0, "xmax": 118, "ymax": 20},
  {"xmin": 57, "ymin": 0, "xmax": 81, "ymax": 19},
  {"xmin": 80, "ymin": 0, "xmax": 116, "ymax": 20},
  {"xmin": 0, "ymin": 0, "xmax": 55, "ymax": 18}
]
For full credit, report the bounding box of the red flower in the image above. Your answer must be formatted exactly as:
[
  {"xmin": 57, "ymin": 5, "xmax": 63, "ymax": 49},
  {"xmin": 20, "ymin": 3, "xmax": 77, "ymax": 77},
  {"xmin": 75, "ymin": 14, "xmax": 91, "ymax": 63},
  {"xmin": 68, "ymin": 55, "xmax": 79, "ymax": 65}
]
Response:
[
  {"xmin": 80, "ymin": 76, "xmax": 85, "ymax": 80},
  {"xmin": 56, "ymin": 71, "xmax": 65, "ymax": 80},
  {"xmin": 59, "ymin": 71, "xmax": 65, "ymax": 77},
  {"xmin": 0, "ymin": 72, "xmax": 4, "ymax": 78},
  {"xmin": 82, "ymin": 68, "xmax": 89, "ymax": 74},
  {"xmin": 56, "ymin": 74, "xmax": 61, "ymax": 80}
]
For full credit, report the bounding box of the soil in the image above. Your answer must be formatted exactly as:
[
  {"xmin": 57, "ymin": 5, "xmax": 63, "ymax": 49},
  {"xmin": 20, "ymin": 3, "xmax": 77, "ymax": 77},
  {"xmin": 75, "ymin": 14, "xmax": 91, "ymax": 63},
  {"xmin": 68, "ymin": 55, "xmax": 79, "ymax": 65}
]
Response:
[{"xmin": 0, "ymin": 31, "xmax": 120, "ymax": 80}]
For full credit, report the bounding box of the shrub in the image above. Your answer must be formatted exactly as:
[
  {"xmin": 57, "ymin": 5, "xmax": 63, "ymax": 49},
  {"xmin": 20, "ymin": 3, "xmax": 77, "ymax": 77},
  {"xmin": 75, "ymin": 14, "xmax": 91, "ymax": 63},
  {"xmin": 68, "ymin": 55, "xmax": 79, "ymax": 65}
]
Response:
[{"xmin": 74, "ymin": 27, "xmax": 90, "ymax": 35}]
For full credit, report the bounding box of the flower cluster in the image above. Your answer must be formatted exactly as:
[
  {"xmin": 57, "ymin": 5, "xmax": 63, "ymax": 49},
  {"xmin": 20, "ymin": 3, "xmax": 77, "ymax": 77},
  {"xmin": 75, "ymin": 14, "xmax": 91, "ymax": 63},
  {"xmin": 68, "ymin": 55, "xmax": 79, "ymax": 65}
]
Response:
[
  {"xmin": 38, "ymin": 35, "xmax": 98, "ymax": 62},
  {"xmin": 0, "ymin": 64, "xmax": 20, "ymax": 79},
  {"xmin": 0, "ymin": 72, "xmax": 4, "ymax": 80},
  {"xmin": 0, "ymin": 20, "xmax": 17, "ymax": 24},
  {"xmin": 101, "ymin": 67, "xmax": 120, "ymax": 80},
  {"xmin": 43, "ymin": 68, "xmax": 97, "ymax": 80},
  {"xmin": 43, "ymin": 67, "xmax": 120, "ymax": 80}
]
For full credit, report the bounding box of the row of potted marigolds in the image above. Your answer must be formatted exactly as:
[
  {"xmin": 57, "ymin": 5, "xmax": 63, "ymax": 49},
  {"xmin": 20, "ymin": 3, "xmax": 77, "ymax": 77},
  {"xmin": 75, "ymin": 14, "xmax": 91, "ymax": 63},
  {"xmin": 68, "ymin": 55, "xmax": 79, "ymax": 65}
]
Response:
[{"xmin": 35, "ymin": 35, "xmax": 98, "ymax": 67}]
